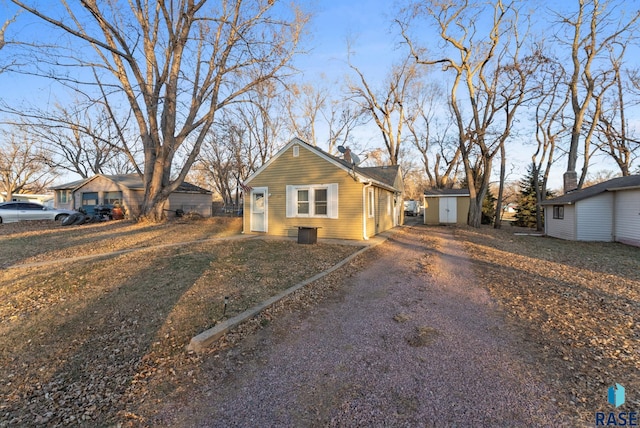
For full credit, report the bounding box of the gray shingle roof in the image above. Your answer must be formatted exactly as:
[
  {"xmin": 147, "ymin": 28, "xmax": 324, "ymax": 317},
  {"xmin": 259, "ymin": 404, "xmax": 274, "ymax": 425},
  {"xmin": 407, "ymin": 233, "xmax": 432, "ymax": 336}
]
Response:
[
  {"xmin": 50, "ymin": 173, "xmax": 212, "ymax": 194},
  {"xmin": 540, "ymin": 174, "xmax": 640, "ymax": 205}
]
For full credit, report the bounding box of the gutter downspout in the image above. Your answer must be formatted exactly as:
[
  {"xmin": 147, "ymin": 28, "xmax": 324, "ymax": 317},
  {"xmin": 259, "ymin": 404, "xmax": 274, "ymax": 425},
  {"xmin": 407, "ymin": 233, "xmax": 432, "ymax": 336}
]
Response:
[{"xmin": 362, "ymin": 182, "xmax": 372, "ymax": 240}]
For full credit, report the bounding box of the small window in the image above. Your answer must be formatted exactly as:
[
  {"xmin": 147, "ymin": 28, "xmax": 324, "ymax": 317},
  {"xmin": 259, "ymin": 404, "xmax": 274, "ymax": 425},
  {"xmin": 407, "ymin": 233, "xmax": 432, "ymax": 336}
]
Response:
[
  {"xmin": 293, "ymin": 145, "xmax": 299, "ymax": 157},
  {"xmin": 314, "ymin": 188, "xmax": 328, "ymax": 215},
  {"xmin": 58, "ymin": 191, "xmax": 69, "ymax": 204},
  {"xmin": 553, "ymin": 205, "xmax": 564, "ymax": 219},
  {"xmin": 297, "ymin": 189, "xmax": 309, "ymax": 214}
]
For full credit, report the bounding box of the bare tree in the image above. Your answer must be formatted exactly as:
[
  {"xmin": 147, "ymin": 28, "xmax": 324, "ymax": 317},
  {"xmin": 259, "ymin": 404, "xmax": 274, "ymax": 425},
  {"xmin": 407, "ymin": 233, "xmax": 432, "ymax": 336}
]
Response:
[
  {"xmin": 9, "ymin": 0, "xmax": 308, "ymax": 221},
  {"xmin": 555, "ymin": 0, "xmax": 640, "ymax": 191},
  {"xmin": 284, "ymin": 81, "xmax": 365, "ymax": 154},
  {"xmin": 592, "ymin": 56, "xmax": 640, "ymax": 176},
  {"xmin": 9, "ymin": 101, "xmax": 137, "ymax": 178},
  {"xmin": 0, "ymin": 129, "xmax": 56, "ymax": 200},
  {"xmin": 531, "ymin": 53, "xmax": 571, "ymax": 230},
  {"xmin": 347, "ymin": 54, "xmax": 422, "ymax": 166},
  {"xmin": 404, "ymin": 81, "xmax": 461, "ymax": 189},
  {"xmin": 400, "ymin": 0, "xmax": 539, "ymax": 227}
]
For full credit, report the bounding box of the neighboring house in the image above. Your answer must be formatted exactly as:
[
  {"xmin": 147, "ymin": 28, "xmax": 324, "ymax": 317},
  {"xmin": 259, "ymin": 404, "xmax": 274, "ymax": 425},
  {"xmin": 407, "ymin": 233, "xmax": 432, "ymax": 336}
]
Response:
[
  {"xmin": 242, "ymin": 137, "xmax": 404, "ymax": 240},
  {"xmin": 50, "ymin": 174, "xmax": 213, "ymax": 218},
  {"xmin": 0, "ymin": 193, "xmax": 54, "ymax": 207},
  {"xmin": 541, "ymin": 175, "xmax": 640, "ymax": 247},
  {"xmin": 423, "ymin": 188, "xmax": 470, "ymax": 225}
]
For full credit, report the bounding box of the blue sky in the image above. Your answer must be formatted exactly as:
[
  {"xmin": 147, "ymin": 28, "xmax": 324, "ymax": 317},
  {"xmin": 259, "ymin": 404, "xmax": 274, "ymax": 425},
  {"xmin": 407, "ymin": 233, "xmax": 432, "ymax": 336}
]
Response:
[{"xmin": 1, "ymin": 0, "xmax": 635, "ymax": 190}]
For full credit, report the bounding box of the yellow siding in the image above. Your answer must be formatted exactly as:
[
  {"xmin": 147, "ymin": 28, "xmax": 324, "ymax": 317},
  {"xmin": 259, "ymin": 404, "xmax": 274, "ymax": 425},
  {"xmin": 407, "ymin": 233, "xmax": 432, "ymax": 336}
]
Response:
[
  {"xmin": 244, "ymin": 143, "xmax": 395, "ymax": 240},
  {"xmin": 423, "ymin": 196, "xmax": 470, "ymax": 225},
  {"xmin": 457, "ymin": 197, "xmax": 470, "ymax": 224},
  {"xmin": 424, "ymin": 198, "xmax": 440, "ymax": 224}
]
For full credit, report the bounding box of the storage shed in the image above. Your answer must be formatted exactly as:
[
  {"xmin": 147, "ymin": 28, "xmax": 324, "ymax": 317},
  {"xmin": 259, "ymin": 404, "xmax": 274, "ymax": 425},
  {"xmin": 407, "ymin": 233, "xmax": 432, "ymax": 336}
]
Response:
[{"xmin": 423, "ymin": 189, "xmax": 470, "ymax": 225}]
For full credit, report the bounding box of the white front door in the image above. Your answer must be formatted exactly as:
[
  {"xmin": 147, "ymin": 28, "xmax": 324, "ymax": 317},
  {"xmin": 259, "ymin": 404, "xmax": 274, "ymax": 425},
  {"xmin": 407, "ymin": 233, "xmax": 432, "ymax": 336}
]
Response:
[
  {"xmin": 439, "ymin": 197, "xmax": 457, "ymax": 223},
  {"xmin": 250, "ymin": 187, "xmax": 268, "ymax": 232}
]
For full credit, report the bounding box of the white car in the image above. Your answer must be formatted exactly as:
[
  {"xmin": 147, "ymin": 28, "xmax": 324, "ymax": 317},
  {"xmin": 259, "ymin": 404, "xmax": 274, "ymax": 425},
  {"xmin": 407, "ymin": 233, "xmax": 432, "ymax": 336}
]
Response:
[
  {"xmin": 404, "ymin": 200, "xmax": 420, "ymax": 216},
  {"xmin": 0, "ymin": 202, "xmax": 76, "ymax": 224}
]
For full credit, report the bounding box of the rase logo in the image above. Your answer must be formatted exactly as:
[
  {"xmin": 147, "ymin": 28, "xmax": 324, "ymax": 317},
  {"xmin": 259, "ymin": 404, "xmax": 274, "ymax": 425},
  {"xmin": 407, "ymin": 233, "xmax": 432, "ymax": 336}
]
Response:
[
  {"xmin": 595, "ymin": 384, "xmax": 637, "ymax": 426},
  {"xmin": 610, "ymin": 384, "xmax": 626, "ymax": 408}
]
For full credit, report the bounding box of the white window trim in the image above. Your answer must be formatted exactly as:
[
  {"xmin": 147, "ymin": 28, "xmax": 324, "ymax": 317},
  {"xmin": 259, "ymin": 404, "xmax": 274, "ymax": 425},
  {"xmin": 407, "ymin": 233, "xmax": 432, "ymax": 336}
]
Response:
[{"xmin": 286, "ymin": 184, "xmax": 338, "ymax": 219}]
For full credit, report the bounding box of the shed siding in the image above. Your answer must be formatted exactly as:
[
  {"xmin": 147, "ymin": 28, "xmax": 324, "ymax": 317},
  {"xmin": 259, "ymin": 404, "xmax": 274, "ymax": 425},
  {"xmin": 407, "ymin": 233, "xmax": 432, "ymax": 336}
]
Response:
[
  {"xmin": 423, "ymin": 198, "xmax": 440, "ymax": 225},
  {"xmin": 243, "ymin": 144, "xmax": 369, "ymax": 240},
  {"xmin": 545, "ymin": 204, "xmax": 576, "ymax": 240},
  {"xmin": 615, "ymin": 189, "xmax": 640, "ymax": 247},
  {"xmin": 423, "ymin": 196, "xmax": 470, "ymax": 225},
  {"xmin": 576, "ymin": 193, "xmax": 613, "ymax": 241},
  {"xmin": 457, "ymin": 197, "xmax": 470, "ymax": 224}
]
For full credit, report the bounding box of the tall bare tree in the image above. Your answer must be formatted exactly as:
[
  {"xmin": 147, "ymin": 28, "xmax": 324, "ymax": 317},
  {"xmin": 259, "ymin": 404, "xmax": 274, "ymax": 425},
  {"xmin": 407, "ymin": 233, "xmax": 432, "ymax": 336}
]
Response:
[
  {"xmin": 592, "ymin": 54, "xmax": 640, "ymax": 176},
  {"xmin": 347, "ymin": 54, "xmax": 421, "ymax": 166},
  {"xmin": 404, "ymin": 81, "xmax": 461, "ymax": 189},
  {"xmin": 9, "ymin": 0, "xmax": 308, "ymax": 221},
  {"xmin": 284, "ymin": 81, "xmax": 365, "ymax": 154},
  {"xmin": 555, "ymin": 0, "xmax": 640, "ymax": 191},
  {"xmin": 531, "ymin": 52, "xmax": 570, "ymax": 230},
  {"xmin": 0, "ymin": 130, "xmax": 56, "ymax": 200},
  {"xmin": 400, "ymin": 0, "xmax": 539, "ymax": 227}
]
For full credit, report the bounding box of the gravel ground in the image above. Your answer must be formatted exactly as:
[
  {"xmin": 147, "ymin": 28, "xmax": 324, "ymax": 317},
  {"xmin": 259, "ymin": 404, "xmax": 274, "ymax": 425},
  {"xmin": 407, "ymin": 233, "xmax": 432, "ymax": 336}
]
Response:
[{"xmin": 152, "ymin": 225, "xmax": 577, "ymax": 426}]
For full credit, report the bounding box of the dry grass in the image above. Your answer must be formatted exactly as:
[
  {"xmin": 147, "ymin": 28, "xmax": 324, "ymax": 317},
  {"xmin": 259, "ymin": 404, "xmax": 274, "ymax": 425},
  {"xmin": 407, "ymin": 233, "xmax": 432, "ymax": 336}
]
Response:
[
  {"xmin": 452, "ymin": 224, "xmax": 640, "ymax": 422},
  {"xmin": 0, "ymin": 218, "xmax": 362, "ymax": 426},
  {"xmin": 2, "ymin": 219, "xmax": 639, "ymax": 426}
]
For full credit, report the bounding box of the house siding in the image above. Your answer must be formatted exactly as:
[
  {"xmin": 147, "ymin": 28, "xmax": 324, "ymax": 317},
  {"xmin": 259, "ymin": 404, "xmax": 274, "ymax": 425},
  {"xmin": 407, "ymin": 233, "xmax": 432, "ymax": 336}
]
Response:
[
  {"xmin": 576, "ymin": 193, "xmax": 613, "ymax": 241},
  {"xmin": 243, "ymin": 144, "xmax": 370, "ymax": 240},
  {"xmin": 545, "ymin": 204, "xmax": 576, "ymax": 240},
  {"xmin": 167, "ymin": 192, "xmax": 212, "ymax": 218},
  {"xmin": 615, "ymin": 189, "xmax": 640, "ymax": 247},
  {"xmin": 71, "ymin": 176, "xmax": 138, "ymax": 215}
]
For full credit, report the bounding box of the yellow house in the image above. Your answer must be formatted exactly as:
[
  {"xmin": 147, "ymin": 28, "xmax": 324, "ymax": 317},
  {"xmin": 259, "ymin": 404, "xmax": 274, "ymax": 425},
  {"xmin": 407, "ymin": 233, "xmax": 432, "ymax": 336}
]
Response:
[{"xmin": 242, "ymin": 138, "xmax": 404, "ymax": 240}]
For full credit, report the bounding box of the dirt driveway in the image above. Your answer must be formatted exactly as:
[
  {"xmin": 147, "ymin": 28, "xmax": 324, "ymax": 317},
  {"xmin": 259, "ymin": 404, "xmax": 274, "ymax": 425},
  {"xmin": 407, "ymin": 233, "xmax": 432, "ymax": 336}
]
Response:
[{"xmin": 152, "ymin": 225, "xmax": 576, "ymax": 426}]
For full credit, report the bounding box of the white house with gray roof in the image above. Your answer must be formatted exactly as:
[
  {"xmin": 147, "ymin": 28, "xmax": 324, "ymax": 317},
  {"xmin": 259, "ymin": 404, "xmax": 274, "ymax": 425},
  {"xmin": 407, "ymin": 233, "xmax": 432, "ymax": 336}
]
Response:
[{"xmin": 541, "ymin": 175, "xmax": 640, "ymax": 247}]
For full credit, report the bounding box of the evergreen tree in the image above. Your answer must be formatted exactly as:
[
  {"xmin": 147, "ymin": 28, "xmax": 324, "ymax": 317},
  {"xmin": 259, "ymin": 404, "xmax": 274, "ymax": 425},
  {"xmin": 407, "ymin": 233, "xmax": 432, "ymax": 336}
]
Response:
[
  {"xmin": 514, "ymin": 165, "xmax": 553, "ymax": 228},
  {"xmin": 482, "ymin": 187, "xmax": 496, "ymax": 225}
]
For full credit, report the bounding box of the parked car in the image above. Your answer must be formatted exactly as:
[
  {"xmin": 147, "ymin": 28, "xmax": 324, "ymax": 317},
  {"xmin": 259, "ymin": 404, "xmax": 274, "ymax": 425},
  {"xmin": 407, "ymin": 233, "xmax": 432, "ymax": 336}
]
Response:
[
  {"xmin": 0, "ymin": 202, "xmax": 76, "ymax": 224},
  {"xmin": 404, "ymin": 199, "xmax": 421, "ymax": 216}
]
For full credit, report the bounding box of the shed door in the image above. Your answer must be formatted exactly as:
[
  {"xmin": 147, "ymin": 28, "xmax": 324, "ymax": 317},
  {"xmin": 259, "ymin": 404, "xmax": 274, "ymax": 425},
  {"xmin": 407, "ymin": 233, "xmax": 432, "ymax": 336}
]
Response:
[
  {"xmin": 250, "ymin": 187, "xmax": 268, "ymax": 232},
  {"xmin": 439, "ymin": 197, "xmax": 457, "ymax": 223}
]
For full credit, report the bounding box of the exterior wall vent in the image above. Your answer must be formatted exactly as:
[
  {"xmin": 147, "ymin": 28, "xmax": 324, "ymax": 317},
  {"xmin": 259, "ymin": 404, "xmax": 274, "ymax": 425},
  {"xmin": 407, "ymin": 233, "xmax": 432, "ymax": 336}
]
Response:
[{"xmin": 293, "ymin": 145, "xmax": 299, "ymax": 157}]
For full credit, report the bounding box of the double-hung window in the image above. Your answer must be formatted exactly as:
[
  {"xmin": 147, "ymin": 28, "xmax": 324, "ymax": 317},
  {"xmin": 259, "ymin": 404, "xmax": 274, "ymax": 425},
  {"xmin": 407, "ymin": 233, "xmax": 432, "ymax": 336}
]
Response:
[
  {"xmin": 286, "ymin": 184, "xmax": 338, "ymax": 218},
  {"xmin": 553, "ymin": 205, "xmax": 564, "ymax": 219}
]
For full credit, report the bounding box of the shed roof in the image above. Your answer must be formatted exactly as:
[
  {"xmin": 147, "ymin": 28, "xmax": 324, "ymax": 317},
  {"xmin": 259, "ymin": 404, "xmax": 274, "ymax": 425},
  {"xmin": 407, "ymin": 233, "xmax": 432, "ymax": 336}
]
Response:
[
  {"xmin": 541, "ymin": 174, "xmax": 640, "ymax": 205},
  {"xmin": 424, "ymin": 188, "xmax": 470, "ymax": 197}
]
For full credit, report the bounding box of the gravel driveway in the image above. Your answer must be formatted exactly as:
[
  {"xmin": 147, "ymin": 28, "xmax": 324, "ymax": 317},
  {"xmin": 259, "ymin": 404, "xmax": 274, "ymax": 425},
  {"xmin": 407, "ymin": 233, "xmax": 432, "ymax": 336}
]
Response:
[{"xmin": 155, "ymin": 225, "xmax": 576, "ymax": 426}]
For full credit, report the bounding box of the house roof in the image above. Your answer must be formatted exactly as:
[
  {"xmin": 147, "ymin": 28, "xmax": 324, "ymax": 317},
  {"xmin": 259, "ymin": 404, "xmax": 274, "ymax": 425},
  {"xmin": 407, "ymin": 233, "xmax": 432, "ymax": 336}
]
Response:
[
  {"xmin": 50, "ymin": 173, "xmax": 212, "ymax": 194},
  {"xmin": 540, "ymin": 174, "xmax": 640, "ymax": 205},
  {"xmin": 424, "ymin": 188, "xmax": 470, "ymax": 197},
  {"xmin": 246, "ymin": 138, "xmax": 403, "ymax": 192}
]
